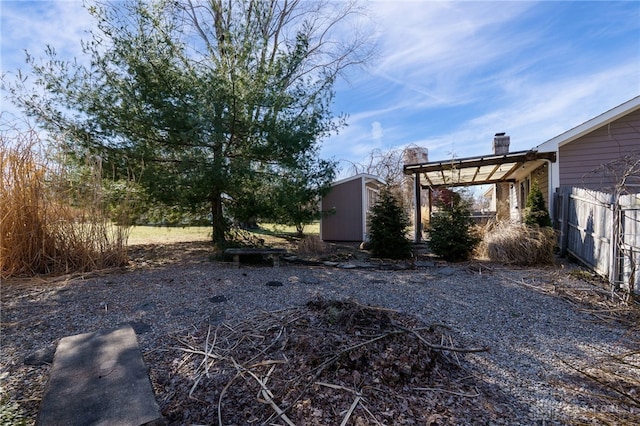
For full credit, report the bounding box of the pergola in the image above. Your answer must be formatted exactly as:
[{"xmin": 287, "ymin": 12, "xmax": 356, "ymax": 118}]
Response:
[{"xmin": 403, "ymin": 149, "xmax": 557, "ymax": 242}]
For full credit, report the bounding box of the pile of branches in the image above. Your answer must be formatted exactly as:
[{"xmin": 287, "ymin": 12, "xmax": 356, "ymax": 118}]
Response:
[
  {"xmin": 560, "ymin": 344, "xmax": 640, "ymax": 424},
  {"xmin": 165, "ymin": 298, "xmax": 494, "ymax": 425}
]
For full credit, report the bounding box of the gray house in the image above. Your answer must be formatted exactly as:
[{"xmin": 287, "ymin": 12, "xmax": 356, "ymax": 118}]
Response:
[
  {"xmin": 320, "ymin": 174, "xmax": 385, "ymax": 242},
  {"xmin": 404, "ymin": 96, "xmax": 640, "ymax": 226},
  {"xmin": 500, "ymin": 95, "xmax": 640, "ymax": 222},
  {"xmin": 403, "ymin": 96, "xmax": 639, "ymax": 290}
]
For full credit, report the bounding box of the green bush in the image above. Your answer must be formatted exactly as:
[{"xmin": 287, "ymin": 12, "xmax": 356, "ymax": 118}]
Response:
[
  {"xmin": 0, "ymin": 398, "xmax": 28, "ymax": 426},
  {"xmin": 524, "ymin": 180, "xmax": 552, "ymax": 227},
  {"xmin": 368, "ymin": 189, "xmax": 412, "ymax": 259},
  {"xmin": 428, "ymin": 189, "xmax": 480, "ymax": 261}
]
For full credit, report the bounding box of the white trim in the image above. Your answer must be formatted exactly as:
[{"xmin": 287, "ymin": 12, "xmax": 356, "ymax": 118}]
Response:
[
  {"xmin": 361, "ymin": 175, "xmax": 367, "ymax": 241},
  {"xmin": 330, "ymin": 173, "xmax": 386, "ymax": 187},
  {"xmin": 546, "ymin": 159, "xmax": 555, "ymax": 214},
  {"xmin": 319, "ymin": 197, "xmax": 324, "ymax": 240}
]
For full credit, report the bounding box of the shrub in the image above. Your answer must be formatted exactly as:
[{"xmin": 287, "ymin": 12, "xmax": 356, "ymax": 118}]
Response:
[
  {"xmin": 477, "ymin": 221, "xmax": 556, "ymax": 265},
  {"xmin": 368, "ymin": 189, "xmax": 412, "ymax": 259},
  {"xmin": 524, "ymin": 180, "xmax": 552, "ymax": 227},
  {"xmin": 428, "ymin": 189, "xmax": 480, "ymax": 262},
  {"xmin": 0, "ymin": 397, "xmax": 28, "ymax": 426}
]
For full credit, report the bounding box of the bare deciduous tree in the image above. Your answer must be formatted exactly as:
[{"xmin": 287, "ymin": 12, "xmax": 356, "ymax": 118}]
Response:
[{"xmin": 346, "ymin": 145, "xmax": 426, "ymax": 212}]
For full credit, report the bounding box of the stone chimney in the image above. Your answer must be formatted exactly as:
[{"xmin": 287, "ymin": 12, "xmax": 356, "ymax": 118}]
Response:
[
  {"xmin": 493, "ymin": 132, "xmax": 510, "ymax": 155},
  {"xmin": 493, "ymin": 133, "xmax": 510, "ymax": 221}
]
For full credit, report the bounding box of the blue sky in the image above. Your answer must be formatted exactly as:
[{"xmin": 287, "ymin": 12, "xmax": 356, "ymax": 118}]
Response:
[{"xmin": 2, "ymin": 1, "xmax": 639, "ymax": 177}]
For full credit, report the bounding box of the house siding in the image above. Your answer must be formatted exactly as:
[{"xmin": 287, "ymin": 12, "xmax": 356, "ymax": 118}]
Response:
[
  {"xmin": 321, "ymin": 178, "xmax": 364, "ymax": 241},
  {"xmin": 531, "ymin": 162, "xmax": 550, "ymax": 211},
  {"xmin": 558, "ymin": 108, "xmax": 640, "ymax": 191}
]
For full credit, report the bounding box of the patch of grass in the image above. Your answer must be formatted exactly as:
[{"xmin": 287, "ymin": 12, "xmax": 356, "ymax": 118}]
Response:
[
  {"xmin": 568, "ymin": 268, "xmax": 596, "ymax": 281},
  {"xmin": 127, "ymin": 226, "xmax": 211, "ymax": 245},
  {"xmin": 258, "ymin": 222, "xmax": 320, "ymax": 236},
  {"xmin": 567, "ymin": 267, "xmax": 608, "ymax": 286},
  {"xmin": 232, "ymin": 223, "xmax": 320, "ymax": 250},
  {"xmin": 125, "ymin": 223, "xmax": 320, "ymax": 248}
]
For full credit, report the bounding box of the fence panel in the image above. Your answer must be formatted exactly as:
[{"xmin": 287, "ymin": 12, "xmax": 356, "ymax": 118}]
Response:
[
  {"xmin": 566, "ymin": 188, "xmax": 613, "ymax": 277},
  {"xmin": 620, "ymin": 194, "xmax": 640, "ymax": 292},
  {"xmin": 555, "ymin": 187, "xmax": 639, "ymax": 293}
]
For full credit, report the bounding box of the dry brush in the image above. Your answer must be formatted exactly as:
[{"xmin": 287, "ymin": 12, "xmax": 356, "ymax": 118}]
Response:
[{"xmin": 1, "ymin": 125, "xmax": 128, "ymax": 277}]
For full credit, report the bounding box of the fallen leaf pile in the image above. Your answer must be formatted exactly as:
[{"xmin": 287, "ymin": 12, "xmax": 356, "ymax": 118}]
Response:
[{"xmin": 156, "ymin": 298, "xmax": 515, "ymax": 425}]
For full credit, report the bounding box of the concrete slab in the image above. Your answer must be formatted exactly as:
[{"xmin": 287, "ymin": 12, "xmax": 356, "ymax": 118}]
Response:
[{"xmin": 37, "ymin": 325, "xmax": 163, "ymax": 426}]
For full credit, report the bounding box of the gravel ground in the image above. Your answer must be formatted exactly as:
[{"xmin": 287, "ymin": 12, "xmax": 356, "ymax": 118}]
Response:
[{"xmin": 1, "ymin": 243, "xmax": 639, "ymax": 424}]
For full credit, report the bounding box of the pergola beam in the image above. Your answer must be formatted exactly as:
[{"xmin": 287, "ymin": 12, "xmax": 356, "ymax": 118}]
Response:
[
  {"xmin": 486, "ymin": 163, "xmax": 502, "ymax": 180},
  {"xmin": 403, "ymin": 150, "xmax": 556, "ymax": 175},
  {"xmin": 421, "ymin": 178, "xmax": 517, "ymax": 190},
  {"xmin": 502, "ymin": 161, "xmax": 525, "ymax": 180},
  {"xmin": 471, "ymin": 166, "xmax": 480, "ymax": 183}
]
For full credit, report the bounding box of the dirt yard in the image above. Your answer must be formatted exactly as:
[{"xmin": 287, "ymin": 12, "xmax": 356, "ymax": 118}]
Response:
[{"xmin": 1, "ymin": 241, "xmax": 639, "ymax": 425}]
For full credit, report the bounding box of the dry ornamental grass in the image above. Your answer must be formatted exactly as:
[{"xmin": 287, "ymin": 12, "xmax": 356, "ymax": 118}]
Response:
[
  {"xmin": 477, "ymin": 222, "xmax": 556, "ymax": 265},
  {"xmin": 0, "ymin": 126, "xmax": 128, "ymax": 278}
]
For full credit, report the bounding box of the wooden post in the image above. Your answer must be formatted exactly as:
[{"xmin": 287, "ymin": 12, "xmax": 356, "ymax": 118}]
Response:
[
  {"xmin": 609, "ymin": 194, "xmax": 620, "ymax": 290},
  {"xmin": 558, "ymin": 187, "xmax": 570, "ymax": 256},
  {"xmin": 414, "ymin": 172, "xmax": 422, "ymax": 243}
]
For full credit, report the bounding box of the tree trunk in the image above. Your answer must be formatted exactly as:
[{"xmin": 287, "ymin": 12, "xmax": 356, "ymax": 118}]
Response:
[{"xmin": 210, "ymin": 191, "xmax": 226, "ymax": 247}]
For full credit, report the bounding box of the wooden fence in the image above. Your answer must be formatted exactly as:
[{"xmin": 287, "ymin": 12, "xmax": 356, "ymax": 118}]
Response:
[{"xmin": 554, "ymin": 187, "xmax": 639, "ymax": 293}]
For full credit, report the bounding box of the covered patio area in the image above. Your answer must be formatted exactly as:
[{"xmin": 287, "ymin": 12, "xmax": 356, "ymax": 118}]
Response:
[{"xmin": 403, "ymin": 149, "xmax": 557, "ymax": 242}]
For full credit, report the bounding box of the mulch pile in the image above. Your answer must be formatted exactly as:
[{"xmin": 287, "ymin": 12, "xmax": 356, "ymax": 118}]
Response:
[{"xmin": 154, "ymin": 298, "xmax": 512, "ymax": 425}]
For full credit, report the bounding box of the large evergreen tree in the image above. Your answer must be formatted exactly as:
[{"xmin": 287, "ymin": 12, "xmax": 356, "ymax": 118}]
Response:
[{"xmin": 7, "ymin": 0, "xmax": 373, "ymax": 246}]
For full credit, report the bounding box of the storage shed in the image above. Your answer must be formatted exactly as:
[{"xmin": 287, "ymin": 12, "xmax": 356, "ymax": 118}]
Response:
[{"xmin": 320, "ymin": 174, "xmax": 386, "ymax": 242}]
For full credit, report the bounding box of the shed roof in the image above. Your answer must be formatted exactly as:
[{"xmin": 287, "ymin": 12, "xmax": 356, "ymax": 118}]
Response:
[
  {"xmin": 403, "ymin": 150, "xmax": 556, "ymax": 189},
  {"xmin": 330, "ymin": 173, "xmax": 386, "ymax": 187}
]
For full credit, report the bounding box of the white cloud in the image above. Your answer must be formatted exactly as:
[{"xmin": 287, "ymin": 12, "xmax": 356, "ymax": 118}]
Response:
[
  {"xmin": 325, "ymin": 1, "xmax": 640, "ymax": 169},
  {"xmin": 364, "ymin": 1, "xmax": 539, "ymax": 105},
  {"xmin": 2, "ymin": 0, "xmax": 638, "ymax": 178},
  {"xmin": 370, "ymin": 120, "xmax": 383, "ymax": 142},
  {"xmin": 466, "ymin": 60, "xmax": 640, "ymax": 148},
  {"xmin": 1, "ymin": 1, "xmax": 93, "ymax": 123},
  {"xmin": 2, "ymin": 2, "xmax": 92, "ymax": 69}
]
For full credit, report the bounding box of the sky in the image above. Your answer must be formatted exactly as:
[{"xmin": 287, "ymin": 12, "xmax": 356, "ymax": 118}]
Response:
[{"xmin": 2, "ymin": 1, "xmax": 639, "ymax": 178}]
